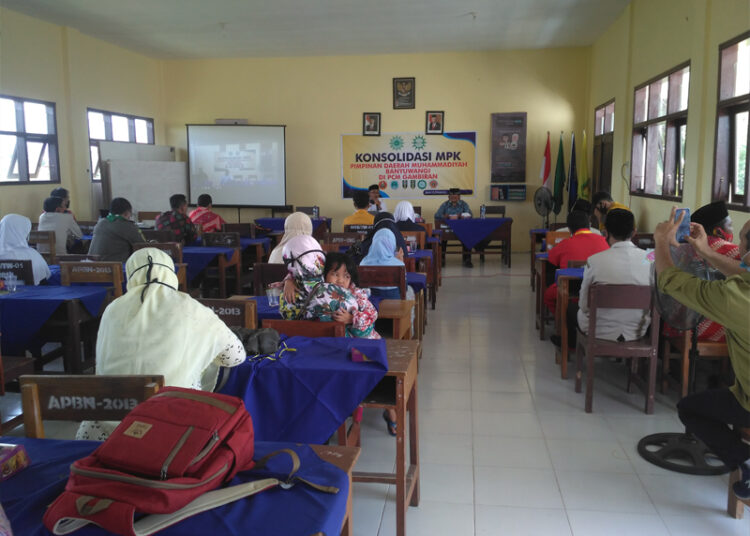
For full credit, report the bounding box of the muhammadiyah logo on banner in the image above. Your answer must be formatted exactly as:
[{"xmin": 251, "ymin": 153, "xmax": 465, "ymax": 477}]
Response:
[{"xmin": 341, "ymin": 131, "xmax": 476, "ymax": 199}]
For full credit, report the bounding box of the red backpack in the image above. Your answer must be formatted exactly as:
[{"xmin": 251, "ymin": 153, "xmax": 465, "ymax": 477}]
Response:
[{"xmin": 43, "ymin": 387, "xmax": 293, "ymax": 536}]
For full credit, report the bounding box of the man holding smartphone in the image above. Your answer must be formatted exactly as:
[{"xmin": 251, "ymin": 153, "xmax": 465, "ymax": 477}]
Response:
[{"xmin": 654, "ymin": 208, "xmax": 750, "ymax": 499}]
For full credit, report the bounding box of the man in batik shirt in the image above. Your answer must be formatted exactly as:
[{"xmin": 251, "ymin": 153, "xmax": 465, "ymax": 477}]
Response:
[{"xmin": 156, "ymin": 194, "xmax": 197, "ymax": 244}]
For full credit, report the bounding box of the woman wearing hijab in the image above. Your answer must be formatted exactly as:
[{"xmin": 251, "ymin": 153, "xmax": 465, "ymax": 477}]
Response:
[
  {"xmin": 76, "ymin": 247, "xmax": 245, "ymax": 440},
  {"xmin": 279, "ymin": 235, "xmax": 378, "ymax": 338},
  {"xmin": 393, "ymin": 201, "xmax": 426, "ymax": 232},
  {"xmin": 360, "ymin": 228, "xmax": 413, "ymax": 300},
  {"xmin": 0, "ymin": 214, "xmax": 51, "ymax": 285},
  {"xmin": 358, "ymin": 212, "xmax": 408, "ymax": 261},
  {"xmin": 268, "ymin": 212, "xmax": 314, "ymax": 264}
]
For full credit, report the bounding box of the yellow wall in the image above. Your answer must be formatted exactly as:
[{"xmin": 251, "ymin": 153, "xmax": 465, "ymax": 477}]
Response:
[
  {"xmin": 0, "ymin": 7, "xmax": 164, "ymax": 220},
  {"xmin": 588, "ymin": 0, "xmax": 750, "ymax": 232},
  {"xmin": 163, "ymin": 48, "xmax": 591, "ymax": 247}
]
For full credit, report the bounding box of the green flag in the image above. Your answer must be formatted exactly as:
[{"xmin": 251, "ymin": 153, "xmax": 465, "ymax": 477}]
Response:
[{"xmin": 553, "ymin": 134, "xmax": 566, "ymax": 215}]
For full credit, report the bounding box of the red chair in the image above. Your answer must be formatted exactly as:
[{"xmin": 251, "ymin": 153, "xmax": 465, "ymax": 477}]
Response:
[{"xmin": 574, "ymin": 284, "xmax": 660, "ymax": 414}]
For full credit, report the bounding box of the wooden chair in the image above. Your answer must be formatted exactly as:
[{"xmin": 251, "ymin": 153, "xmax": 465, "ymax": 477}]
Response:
[
  {"xmin": 550, "ymin": 222, "xmax": 568, "ymax": 231},
  {"xmin": 412, "ymin": 206, "xmax": 423, "ymax": 218},
  {"xmin": 56, "ymin": 254, "xmax": 101, "ymax": 262},
  {"xmin": 575, "ymin": 284, "xmax": 660, "ymax": 414},
  {"xmin": 295, "ymin": 206, "xmax": 316, "ymax": 216},
  {"xmin": 485, "ymin": 205, "xmax": 506, "ymax": 216},
  {"xmin": 545, "ymin": 230, "xmax": 570, "ymax": 250},
  {"xmin": 28, "ymin": 230, "xmax": 57, "ymax": 264},
  {"xmin": 358, "ymin": 265, "xmax": 407, "ymax": 299},
  {"xmin": 271, "ymin": 205, "xmax": 294, "ymax": 218},
  {"xmin": 661, "ymin": 329, "xmax": 729, "ymax": 397},
  {"xmin": 19, "ymin": 374, "xmax": 164, "ymax": 438},
  {"xmin": 322, "ymin": 243, "xmax": 342, "ymax": 253},
  {"xmin": 142, "ymin": 229, "xmax": 176, "ymax": 242},
  {"xmin": 0, "ymin": 353, "xmax": 34, "ymax": 432},
  {"xmin": 203, "ymin": 232, "xmax": 240, "ymax": 248},
  {"xmin": 175, "ymin": 262, "xmax": 188, "ymax": 292},
  {"xmin": 60, "ymin": 261, "xmax": 124, "ymax": 298},
  {"xmin": 198, "ymin": 298, "xmax": 257, "ymax": 329},
  {"xmin": 632, "ymin": 233, "xmax": 655, "ymax": 250},
  {"xmin": 0, "ymin": 259, "xmax": 34, "ymax": 286},
  {"xmin": 224, "ymin": 223, "xmax": 255, "ymax": 238},
  {"xmin": 729, "ymin": 439, "xmax": 750, "ymax": 518},
  {"xmin": 323, "ymin": 232, "xmax": 361, "ymax": 245},
  {"xmin": 253, "ymin": 262, "xmax": 288, "ymax": 295},
  {"xmin": 202, "ymin": 232, "xmax": 244, "ymax": 297},
  {"xmin": 402, "ymin": 231, "xmax": 425, "ymax": 250},
  {"xmin": 262, "ymin": 319, "xmax": 346, "ymax": 338},
  {"xmin": 343, "ymin": 224, "xmax": 373, "ymax": 234},
  {"xmin": 137, "ymin": 211, "xmax": 161, "ymax": 222},
  {"xmin": 133, "ymin": 241, "xmax": 183, "ymax": 263}
]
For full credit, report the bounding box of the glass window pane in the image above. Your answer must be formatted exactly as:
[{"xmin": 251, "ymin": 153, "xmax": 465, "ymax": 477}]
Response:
[
  {"xmin": 88, "ymin": 111, "xmax": 106, "ymax": 140},
  {"xmin": 648, "ymin": 77, "xmax": 668, "ymax": 119},
  {"xmin": 0, "ymin": 135, "xmax": 20, "ymax": 182},
  {"xmin": 631, "ymin": 131, "xmax": 646, "ymax": 192},
  {"xmin": 634, "ymin": 86, "xmax": 648, "ymax": 123},
  {"xmin": 734, "ymin": 111, "xmax": 748, "ymax": 197},
  {"xmin": 111, "ymin": 115, "xmax": 130, "ymax": 142},
  {"xmin": 721, "ymin": 38, "xmax": 750, "ymax": 101},
  {"xmin": 134, "ymin": 118, "xmax": 149, "ymax": 143},
  {"xmin": 678, "ymin": 123, "xmax": 687, "ymax": 196},
  {"xmin": 668, "ymin": 67, "xmax": 690, "ymax": 113},
  {"xmin": 605, "ymin": 102, "xmax": 615, "ymax": 133},
  {"xmin": 646, "ymin": 122, "xmax": 666, "ymax": 194},
  {"xmin": 90, "ymin": 144, "xmax": 101, "ymax": 181},
  {"xmin": 595, "ymin": 108, "xmax": 604, "ymax": 135},
  {"xmin": 0, "ymin": 98, "xmax": 17, "ymax": 132},
  {"xmin": 23, "ymin": 101, "xmax": 49, "ymax": 134},
  {"xmin": 27, "ymin": 141, "xmax": 50, "ymax": 181}
]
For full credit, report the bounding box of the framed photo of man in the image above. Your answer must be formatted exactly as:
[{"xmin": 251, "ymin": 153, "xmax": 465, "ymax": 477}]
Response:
[
  {"xmin": 425, "ymin": 111, "xmax": 444, "ymax": 135},
  {"xmin": 393, "ymin": 77, "xmax": 415, "ymax": 109},
  {"xmin": 362, "ymin": 113, "xmax": 381, "ymax": 136}
]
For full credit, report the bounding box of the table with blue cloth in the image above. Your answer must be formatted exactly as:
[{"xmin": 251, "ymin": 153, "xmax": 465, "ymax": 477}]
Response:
[
  {"xmin": 529, "ymin": 228, "xmax": 549, "ymax": 289},
  {"xmin": 255, "ymin": 217, "xmax": 332, "ymax": 241},
  {"xmin": 219, "ymin": 336, "xmax": 388, "ymax": 444},
  {"xmin": 182, "ymin": 246, "xmax": 237, "ymax": 283},
  {"xmin": 437, "ymin": 217, "xmax": 513, "ymax": 267},
  {"xmin": 554, "ymin": 266, "xmax": 585, "ymax": 378},
  {"xmin": 0, "ymin": 286, "xmax": 108, "ymax": 372},
  {"xmin": 0, "ymin": 437, "xmax": 353, "ymax": 536},
  {"xmin": 240, "ymin": 237, "xmax": 271, "ymax": 254}
]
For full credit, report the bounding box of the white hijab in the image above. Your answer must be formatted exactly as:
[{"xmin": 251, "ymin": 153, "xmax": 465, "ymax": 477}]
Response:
[
  {"xmin": 95, "ymin": 248, "xmax": 240, "ymax": 390},
  {"xmin": 394, "ymin": 201, "xmax": 416, "ymax": 223},
  {"xmin": 0, "ymin": 214, "xmax": 51, "ymax": 285},
  {"xmin": 268, "ymin": 212, "xmax": 314, "ymax": 264}
]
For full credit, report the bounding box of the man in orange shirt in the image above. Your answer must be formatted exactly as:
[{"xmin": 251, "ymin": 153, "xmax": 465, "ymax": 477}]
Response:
[
  {"xmin": 544, "ymin": 210, "xmax": 609, "ymax": 312},
  {"xmin": 189, "ymin": 194, "xmax": 226, "ymax": 233},
  {"xmin": 343, "ymin": 190, "xmax": 375, "ymax": 227}
]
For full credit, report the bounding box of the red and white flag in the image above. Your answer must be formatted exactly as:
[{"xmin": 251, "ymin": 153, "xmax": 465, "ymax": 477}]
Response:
[{"xmin": 539, "ymin": 131, "xmax": 551, "ymax": 189}]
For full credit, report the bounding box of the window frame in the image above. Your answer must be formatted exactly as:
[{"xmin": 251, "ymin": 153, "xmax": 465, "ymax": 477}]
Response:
[
  {"xmin": 629, "ymin": 61, "xmax": 690, "ymax": 202},
  {"xmin": 0, "ymin": 94, "xmax": 61, "ymax": 186},
  {"xmin": 87, "ymin": 107, "xmax": 155, "ymax": 182},
  {"xmin": 593, "ymin": 98, "xmax": 615, "ymax": 193},
  {"xmin": 712, "ymin": 31, "xmax": 750, "ymax": 211}
]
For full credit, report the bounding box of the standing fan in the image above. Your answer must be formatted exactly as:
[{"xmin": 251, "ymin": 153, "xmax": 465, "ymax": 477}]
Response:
[
  {"xmin": 533, "ymin": 187, "xmax": 554, "ymax": 228},
  {"xmin": 638, "ymin": 244, "xmax": 728, "ymax": 475}
]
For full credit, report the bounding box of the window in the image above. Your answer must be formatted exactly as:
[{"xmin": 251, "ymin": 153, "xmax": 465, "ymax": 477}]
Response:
[
  {"xmin": 630, "ymin": 62, "xmax": 690, "ymax": 199},
  {"xmin": 87, "ymin": 108, "xmax": 154, "ymax": 181},
  {"xmin": 0, "ymin": 95, "xmax": 60, "ymax": 184},
  {"xmin": 713, "ymin": 31, "xmax": 750, "ymax": 209},
  {"xmin": 593, "ymin": 99, "xmax": 615, "ymax": 193}
]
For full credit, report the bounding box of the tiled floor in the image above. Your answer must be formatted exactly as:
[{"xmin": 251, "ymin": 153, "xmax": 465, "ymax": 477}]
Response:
[
  {"xmin": 2, "ymin": 253, "xmax": 748, "ymax": 535},
  {"xmin": 347, "ymin": 254, "xmax": 750, "ymax": 536}
]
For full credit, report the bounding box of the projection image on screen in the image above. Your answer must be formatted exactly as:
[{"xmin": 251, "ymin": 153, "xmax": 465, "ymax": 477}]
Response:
[{"xmin": 187, "ymin": 125, "xmax": 286, "ymax": 207}]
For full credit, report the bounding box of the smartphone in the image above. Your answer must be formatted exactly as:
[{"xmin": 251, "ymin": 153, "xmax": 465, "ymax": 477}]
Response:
[{"xmin": 674, "ymin": 208, "xmax": 691, "ymax": 243}]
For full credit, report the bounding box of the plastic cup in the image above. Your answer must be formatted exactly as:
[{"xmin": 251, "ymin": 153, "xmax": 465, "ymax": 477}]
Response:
[{"xmin": 266, "ymin": 285, "xmax": 282, "ymax": 306}]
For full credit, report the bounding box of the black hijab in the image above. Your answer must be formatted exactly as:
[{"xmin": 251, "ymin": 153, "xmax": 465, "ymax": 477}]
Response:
[{"xmin": 359, "ymin": 212, "xmax": 408, "ymax": 261}]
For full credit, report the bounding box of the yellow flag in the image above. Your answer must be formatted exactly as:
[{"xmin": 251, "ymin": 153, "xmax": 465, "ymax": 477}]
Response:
[{"xmin": 578, "ymin": 130, "xmax": 590, "ymax": 201}]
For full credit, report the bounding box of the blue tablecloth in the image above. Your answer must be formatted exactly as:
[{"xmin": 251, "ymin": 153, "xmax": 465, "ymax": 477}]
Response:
[
  {"xmin": 255, "ymin": 218, "xmax": 331, "ymax": 233},
  {"xmin": 240, "ymin": 237, "xmax": 271, "ymax": 254},
  {"xmin": 220, "ymin": 336, "xmax": 388, "ymax": 443},
  {"xmin": 554, "ymin": 267, "xmax": 585, "ymax": 282},
  {"xmin": 0, "ymin": 286, "xmax": 108, "ymax": 355},
  {"xmin": 444, "ymin": 217, "xmax": 511, "ymax": 250},
  {"xmin": 406, "ymin": 272, "xmax": 427, "ymax": 294},
  {"xmin": 0, "ymin": 437, "xmax": 348, "ymax": 536},
  {"xmin": 535, "ymin": 252, "xmax": 549, "ymax": 260},
  {"xmin": 182, "ymin": 246, "xmax": 236, "ymax": 282},
  {"xmin": 409, "ymin": 249, "xmax": 433, "ymax": 261}
]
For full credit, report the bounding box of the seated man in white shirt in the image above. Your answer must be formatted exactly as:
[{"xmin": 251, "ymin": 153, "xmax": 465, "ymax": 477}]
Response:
[
  {"xmin": 557, "ymin": 209, "xmax": 651, "ymax": 348},
  {"xmin": 367, "ymin": 184, "xmax": 388, "ymax": 213},
  {"xmin": 38, "ymin": 196, "xmax": 83, "ymax": 255}
]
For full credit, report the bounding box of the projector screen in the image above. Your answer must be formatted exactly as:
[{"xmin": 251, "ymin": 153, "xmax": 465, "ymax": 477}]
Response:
[{"xmin": 187, "ymin": 124, "xmax": 286, "ymax": 207}]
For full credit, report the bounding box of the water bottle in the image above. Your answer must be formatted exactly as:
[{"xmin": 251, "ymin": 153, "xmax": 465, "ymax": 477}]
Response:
[
  {"xmin": 313, "ymin": 205, "xmax": 320, "ymax": 219},
  {"xmin": 480, "ymin": 204, "xmax": 486, "ymax": 219}
]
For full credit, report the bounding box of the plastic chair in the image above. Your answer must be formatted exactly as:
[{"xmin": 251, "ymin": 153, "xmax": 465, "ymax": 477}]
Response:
[
  {"xmin": 261, "ymin": 319, "xmax": 345, "ymax": 338},
  {"xmin": 19, "ymin": 374, "xmax": 164, "ymax": 438},
  {"xmin": 574, "ymin": 284, "xmax": 660, "ymax": 414}
]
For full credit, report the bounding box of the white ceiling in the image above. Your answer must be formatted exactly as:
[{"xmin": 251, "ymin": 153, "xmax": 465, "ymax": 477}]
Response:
[{"xmin": 2, "ymin": 0, "xmax": 631, "ymax": 59}]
